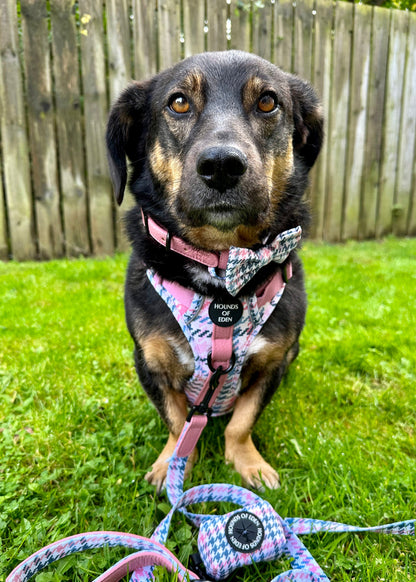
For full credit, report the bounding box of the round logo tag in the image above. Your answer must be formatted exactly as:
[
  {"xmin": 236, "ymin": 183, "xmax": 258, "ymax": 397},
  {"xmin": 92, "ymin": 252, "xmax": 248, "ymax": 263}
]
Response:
[
  {"xmin": 225, "ymin": 511, "xmax": 264, "ymax": 553},
  {"xmin": 208, "ymin": 299, "xmax": 243, "ymax": 327}
]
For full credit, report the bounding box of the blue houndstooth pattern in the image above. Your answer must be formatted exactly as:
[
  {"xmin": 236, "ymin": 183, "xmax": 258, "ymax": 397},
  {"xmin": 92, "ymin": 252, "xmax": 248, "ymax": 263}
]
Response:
[
  {"xmin": 197, "ymin": 499, "xmax": 286, "ymax": 579},
  {"xmin": 159, "ymin": 452, "xmax": 330, "ymax": 581},
  {"xmin": 147, "ymin": 269, "xmax": 285, "ymax": 416}
]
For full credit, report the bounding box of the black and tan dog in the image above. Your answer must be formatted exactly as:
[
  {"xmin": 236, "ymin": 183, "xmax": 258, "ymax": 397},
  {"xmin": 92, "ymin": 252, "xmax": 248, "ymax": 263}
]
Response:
[{"xmin": 106, "ymin": 50, "xmax": 323, "ymax": 491}]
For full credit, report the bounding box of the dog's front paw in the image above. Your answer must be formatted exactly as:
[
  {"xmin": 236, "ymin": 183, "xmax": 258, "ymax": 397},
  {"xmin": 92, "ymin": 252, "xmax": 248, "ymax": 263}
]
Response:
[
  {"xmin": 237, "ymin": 459, "xmax": 280, "ymax": 491},
  {"xmin": 225, "ymin": 437, "xmax": 280, "ymax": 490},
  {"xmin": 145, "ymin": 441, "xmax": 198, "ymax": 493},
  {"xmin": 145, "ymin": 459, "xmax": 170, "ymax": 494}
]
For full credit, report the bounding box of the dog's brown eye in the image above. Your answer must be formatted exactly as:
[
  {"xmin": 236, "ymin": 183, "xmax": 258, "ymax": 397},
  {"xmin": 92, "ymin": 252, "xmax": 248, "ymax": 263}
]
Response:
[
  {"xmin": 257, "ymin": 92, "xmax": 278, "ymax": 114},
  {"xmin": 169, "ymin": 94, "xmax": 190, "ymax": 114}
]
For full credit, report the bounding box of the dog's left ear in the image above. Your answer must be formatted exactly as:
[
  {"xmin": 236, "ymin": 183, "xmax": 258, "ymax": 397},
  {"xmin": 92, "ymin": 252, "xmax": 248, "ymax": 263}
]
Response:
[
  {"xmin": 106, "ymin": 79, "xmax": 153, "ymax": 205},
  {"xmin": 289, "ymin": 76, "xmax": 324, "ymax": 170}
]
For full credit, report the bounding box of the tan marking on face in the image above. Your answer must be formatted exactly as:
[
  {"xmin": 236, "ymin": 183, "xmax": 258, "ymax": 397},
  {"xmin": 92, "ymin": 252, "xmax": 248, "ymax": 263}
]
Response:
[
  {"xmin": 149, "ymin": 140, "xmax": 183, "ymax": 200},
  {"xmin": 242, "ymin": 76, "xmax": 266, "ymax": 112},
  {"xmin": 264, "ymin": 141, "xmax": 294, "ymax": 209},
  {"xmin": 179, "ymin": 70, "xmax": 206, "ymax": 111}
]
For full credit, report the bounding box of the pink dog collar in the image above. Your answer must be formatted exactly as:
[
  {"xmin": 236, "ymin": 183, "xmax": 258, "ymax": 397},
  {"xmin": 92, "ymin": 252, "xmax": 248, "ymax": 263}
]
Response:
[{"xmin": 142, "ymin": 211, "xmax": 229, "ymax": 270}]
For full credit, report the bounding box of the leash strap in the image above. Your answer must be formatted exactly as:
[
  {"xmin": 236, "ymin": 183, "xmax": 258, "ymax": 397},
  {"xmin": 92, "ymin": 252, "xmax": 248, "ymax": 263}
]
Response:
[
  {"xmin": 156, "ymin": 427, "xmax": 415, "ymax": 582},
  {"xmin": 7, "ymin": 445, "xmax": 415, "ymax": 582},
  {"xmin": 6, "ymin": 532, "xmax": 200, "ymax": 582}
]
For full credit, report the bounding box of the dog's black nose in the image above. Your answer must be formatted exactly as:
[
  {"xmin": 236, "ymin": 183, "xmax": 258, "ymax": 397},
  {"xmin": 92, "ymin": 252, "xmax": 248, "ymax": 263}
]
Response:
[{"xmin": 197, "ymin": 146, "xmax": 248, "ymax": 192}]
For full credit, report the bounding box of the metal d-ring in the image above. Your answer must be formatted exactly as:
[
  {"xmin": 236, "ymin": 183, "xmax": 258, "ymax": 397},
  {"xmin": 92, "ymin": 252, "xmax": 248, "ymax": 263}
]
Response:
[{"xmin": 207, "ymin": 351, "xmax": 236, "ymax": 374}]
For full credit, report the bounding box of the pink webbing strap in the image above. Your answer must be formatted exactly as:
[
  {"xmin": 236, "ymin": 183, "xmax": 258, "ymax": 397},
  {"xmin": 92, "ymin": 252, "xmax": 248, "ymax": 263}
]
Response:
[
  {"xmin": 210, "ymin": 324, "xmax": 234, "ymax": 370},
  {"xmin": 176, "ymin": 323, "xmax": 234, "ymax": 458},
  {"xmin": 176, "ymin": 416, "xmax": 208, "ymax": 458},
  {"xmin": 143, "ymin": 212, "xmax": 229, "ymax": 270},
  {"xmin": 256, "ymin": 263, "xmax": 291, "ymax": 309},
  {"xmin": 94, "ymin": 551, "xmax": 197, "ymax": 582}
]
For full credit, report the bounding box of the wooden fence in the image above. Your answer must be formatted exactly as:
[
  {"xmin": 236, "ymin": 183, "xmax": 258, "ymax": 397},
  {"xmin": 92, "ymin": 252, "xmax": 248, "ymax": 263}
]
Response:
[{"xmin": 0, "ymin": 0, "xmax": 415, "ymax": 260}]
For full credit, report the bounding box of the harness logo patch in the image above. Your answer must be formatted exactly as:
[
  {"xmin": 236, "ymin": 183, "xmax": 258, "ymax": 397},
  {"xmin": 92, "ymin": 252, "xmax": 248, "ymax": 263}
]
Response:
[
  {"xmin": 209, "ymin": 299, "xmax": 243, "ymax": 327},
  {"xmin": 225, "ymin": 511, "xmax": 264, "ymax": 553}
]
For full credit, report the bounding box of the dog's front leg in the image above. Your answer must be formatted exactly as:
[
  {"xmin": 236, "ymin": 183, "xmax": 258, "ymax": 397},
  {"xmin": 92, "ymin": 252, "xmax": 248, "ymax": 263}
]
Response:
[
  {"xmin": 135, "ymin": 336, "xmax": 197, "ymax": 492},
  {"xmin": 224, "ymin": 337, "xmax": 297, "ymax": 490},
  {"xmin": 224, "ymin": 383, "xmax": 281, "ymax": 490},
  {"xmin": 144, "ymin": 389, "xmax": 198, "ymax": 493}
]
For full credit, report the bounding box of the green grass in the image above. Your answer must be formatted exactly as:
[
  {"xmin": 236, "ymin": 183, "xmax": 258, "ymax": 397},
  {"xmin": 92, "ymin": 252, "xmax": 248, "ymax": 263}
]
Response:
[{"xmin": 1, "ymin": 238, "xmax": 416, "ymax": 581}]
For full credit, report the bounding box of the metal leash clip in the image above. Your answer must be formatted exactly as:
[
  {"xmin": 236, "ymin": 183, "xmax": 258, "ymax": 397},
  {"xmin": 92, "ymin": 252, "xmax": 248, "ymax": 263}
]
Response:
[{"xmin": 187, "ymin": 352, "xmax": 236, "ymax": 421}]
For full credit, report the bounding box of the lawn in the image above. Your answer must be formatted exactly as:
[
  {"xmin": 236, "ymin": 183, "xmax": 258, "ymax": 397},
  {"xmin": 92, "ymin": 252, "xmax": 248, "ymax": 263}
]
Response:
[{"xmin": 1, "ymin": 238, "xmax": 415, "ymax": 581}]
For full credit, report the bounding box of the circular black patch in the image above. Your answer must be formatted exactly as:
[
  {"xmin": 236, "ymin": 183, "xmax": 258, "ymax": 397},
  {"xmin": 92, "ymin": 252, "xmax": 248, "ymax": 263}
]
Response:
[
  {"xmin": 225, "ymin": 511, "xmax": 264, "ymax": 553},
  {"xmin": 208, "ymin": 299, "xmax": 243, "ymax": 327}
]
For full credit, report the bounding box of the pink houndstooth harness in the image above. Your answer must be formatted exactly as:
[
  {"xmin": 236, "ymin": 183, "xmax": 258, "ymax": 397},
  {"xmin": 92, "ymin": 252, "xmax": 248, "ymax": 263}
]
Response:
[
  {"xmin": 147, "ymin": 264, "xmax": 291, "ymax": 417},
  {"xmin": 143, "ymin": 213, "xmax": 301, "ymax": 429}
]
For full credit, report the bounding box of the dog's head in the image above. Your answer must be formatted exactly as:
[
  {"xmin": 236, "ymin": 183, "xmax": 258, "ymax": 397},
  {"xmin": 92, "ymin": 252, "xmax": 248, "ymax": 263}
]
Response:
[{"xmin": 106, "ymin": 51, "xmax": 323, "ymax": 250}]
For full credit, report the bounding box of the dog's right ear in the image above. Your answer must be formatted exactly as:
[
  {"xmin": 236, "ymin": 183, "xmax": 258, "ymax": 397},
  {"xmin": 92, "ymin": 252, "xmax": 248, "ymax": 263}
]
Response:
[{"xmin": 106, "ymin": 80, "xmax": 153, "ymax": 205}]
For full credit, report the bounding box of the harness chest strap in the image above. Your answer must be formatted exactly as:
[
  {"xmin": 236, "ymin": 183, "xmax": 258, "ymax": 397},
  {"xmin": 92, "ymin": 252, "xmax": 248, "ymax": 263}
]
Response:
[{"xmin": 176, "ymin": 311, "xmax": 235, "ymax": 457}]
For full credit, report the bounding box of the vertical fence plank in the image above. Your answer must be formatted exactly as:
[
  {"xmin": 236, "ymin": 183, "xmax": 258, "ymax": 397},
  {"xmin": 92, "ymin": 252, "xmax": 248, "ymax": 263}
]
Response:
[
  {"xmin": 252, "ymin": 0, "xmax": 274, "ymax": 60},
  {"xmin": 0, "ymin": 161, "xmax": 8, "ymax": 259},
  {"xmin": 78, "ymin": 0, "xmax": 114, "ymax": 255},
  {"xmin": 377, "ymin": 9, "xmax": 408, "ymax": 238},
  {"xmin": 394, "ymin": 12, "xmax": 416, "ymax": 237},
  {"xmin": 293, "ymin": 0, "xmax": 314, "ymax": 82},
  {"xmin": 409, "ymin": 151, "xmax": 416, "ymax": 236},
  {"xmin": 50, "ymin": 0, "xmax": 90, "ymax": 257},
  {"xmin": 206, "ymin": 0, "xmax": 228, "ymax": 51},
  {"xmin": 106, "ymin": 0, "xmax": 133, "ymax": 251},
  {"xmin": 342, "ymin": 3, "xmax": 372, "ymax": 241},
  {"xmin": 229, "ymin": 0, "xmax": 251, "ymax": 52},
  {"xmin": 360, "ymin": 6, "xmax": 389, "ymax": 240},
  {"xmin": 132, "ymin": 0, "xmax": 158, "ymax": 78},
  {"xmin": 0, "ymin": 0, "xmax": 36, "ymax": 260},
  {"xmin": 158, "ymin": 0, "xmax": 182, "ymax": 70},
  {"xmin": 106, "ymin": 0, "xmax": 132, "ymax": 101},
  {"xmin": 273, "ymin": 0, "xmax": 293, "ymax": 72},
  {"xmin": 20, "ymin": 0, "xmax": 64, "ymax": 259},
  {"xmin": 183, "ymin": 0, "xmax": 206, "ymax": 57},
  {"xmin": 324, "ymin": 0, "xmax": 353, "ymax": 242},
  {"xmin": 309, "ymin": 0, "xmax": 332, "ymax": 239},
  {"xmin": 408, "ymin": 16, "xmax": 416, "ymax": 237}
]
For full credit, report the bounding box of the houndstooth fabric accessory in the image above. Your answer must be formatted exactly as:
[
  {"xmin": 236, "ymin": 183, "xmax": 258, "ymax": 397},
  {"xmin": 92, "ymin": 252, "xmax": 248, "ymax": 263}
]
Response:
[
  {"xmin": 222, "ymin": 225, "xmax": 302, "ymax": 296},
  {"xmin": 197, "ymin": 499, "xmax": 286, "ymax": 579}
]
